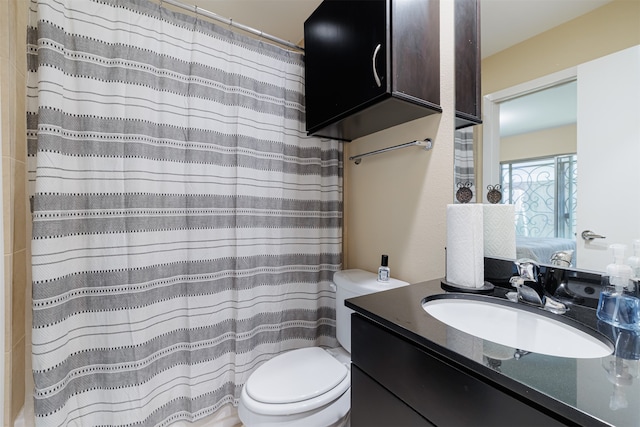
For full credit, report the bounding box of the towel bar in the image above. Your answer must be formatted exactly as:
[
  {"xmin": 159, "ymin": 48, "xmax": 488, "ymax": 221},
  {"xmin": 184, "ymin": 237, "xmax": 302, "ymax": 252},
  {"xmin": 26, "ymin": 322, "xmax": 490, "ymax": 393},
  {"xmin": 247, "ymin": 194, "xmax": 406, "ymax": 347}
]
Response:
[{"xmin": 349, "ymin": 138, "xmax": 433, "ymax": 164}]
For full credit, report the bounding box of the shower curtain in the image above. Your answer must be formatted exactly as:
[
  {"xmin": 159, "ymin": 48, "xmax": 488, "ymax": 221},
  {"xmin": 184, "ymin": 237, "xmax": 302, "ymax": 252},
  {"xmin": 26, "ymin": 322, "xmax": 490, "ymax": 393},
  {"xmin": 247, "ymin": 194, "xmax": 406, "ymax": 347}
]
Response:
[
  {"xmin": 26, "ymin": 0, "xmax": 342, "ymax": 425},
  {"xmin": 454, "ymin": 128, "xmax": 476, "ymax": 202}
]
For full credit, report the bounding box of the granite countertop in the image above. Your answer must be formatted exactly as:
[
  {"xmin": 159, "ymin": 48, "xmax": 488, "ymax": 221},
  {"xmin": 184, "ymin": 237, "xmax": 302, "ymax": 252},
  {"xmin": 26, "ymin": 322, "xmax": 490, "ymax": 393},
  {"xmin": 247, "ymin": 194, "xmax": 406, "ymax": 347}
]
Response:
[{"xmin": 346, "ymin": 279, "xmax": 640, "ymax": 427}]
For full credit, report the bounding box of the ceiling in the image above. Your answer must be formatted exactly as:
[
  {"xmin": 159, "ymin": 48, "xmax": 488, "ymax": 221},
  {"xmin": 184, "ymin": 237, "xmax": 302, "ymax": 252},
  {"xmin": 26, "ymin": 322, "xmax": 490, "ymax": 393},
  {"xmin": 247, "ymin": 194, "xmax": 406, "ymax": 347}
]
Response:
[
  {"xmin": 173, "ymin": 0, "xmax": 613, "ymax": 136},
  {"xmin": 176, "ymin": 0, "xmax": 612, "ymax": 58},
  {"xmin": 500, "ymin": 80, "xmax": 577, "ymax": 138},
  {"xmin": 480, "ymin": 0, "xmax": 611, "ymax": 58}
]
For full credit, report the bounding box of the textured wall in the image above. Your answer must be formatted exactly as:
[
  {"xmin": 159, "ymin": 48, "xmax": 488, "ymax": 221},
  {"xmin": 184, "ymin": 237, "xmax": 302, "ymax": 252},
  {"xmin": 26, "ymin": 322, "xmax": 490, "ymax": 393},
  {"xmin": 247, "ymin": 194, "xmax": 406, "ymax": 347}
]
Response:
[{"xmin": 343, "ymin": 1, "xmax": 456, "ymax": 285}]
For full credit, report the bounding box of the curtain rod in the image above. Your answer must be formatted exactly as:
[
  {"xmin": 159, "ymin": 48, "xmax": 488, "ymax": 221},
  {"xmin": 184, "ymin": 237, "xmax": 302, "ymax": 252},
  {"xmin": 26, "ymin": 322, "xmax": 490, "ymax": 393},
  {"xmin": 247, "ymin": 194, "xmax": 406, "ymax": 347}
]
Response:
[{"xmin": 161, "ymin": 0, "xmax": 305, "ymax": 52}]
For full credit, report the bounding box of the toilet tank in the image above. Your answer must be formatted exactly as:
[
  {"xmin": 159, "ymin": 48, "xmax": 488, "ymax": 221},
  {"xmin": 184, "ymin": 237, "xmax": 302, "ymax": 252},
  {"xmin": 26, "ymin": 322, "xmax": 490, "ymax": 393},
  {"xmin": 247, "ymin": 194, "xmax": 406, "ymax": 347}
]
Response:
[{"xmin": 333, "ymin": 269, "xmax": 409, "ymax": 353}]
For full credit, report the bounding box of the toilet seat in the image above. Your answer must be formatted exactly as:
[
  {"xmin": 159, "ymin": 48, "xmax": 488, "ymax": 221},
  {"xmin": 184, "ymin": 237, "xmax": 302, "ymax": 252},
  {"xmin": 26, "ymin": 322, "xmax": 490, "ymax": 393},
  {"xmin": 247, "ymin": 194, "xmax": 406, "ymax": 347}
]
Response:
[{"xmin": 241, "ymin": 347, "xmax": 350, "ymax": 416}]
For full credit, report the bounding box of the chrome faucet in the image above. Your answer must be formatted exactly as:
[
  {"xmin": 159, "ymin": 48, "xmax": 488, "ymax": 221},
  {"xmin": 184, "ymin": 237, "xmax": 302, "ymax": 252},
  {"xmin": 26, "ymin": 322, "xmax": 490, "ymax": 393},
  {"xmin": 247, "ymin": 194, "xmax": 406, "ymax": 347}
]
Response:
[{"xmin": 508, "ymin": 258, "xmax": 568, "ymax": 314}]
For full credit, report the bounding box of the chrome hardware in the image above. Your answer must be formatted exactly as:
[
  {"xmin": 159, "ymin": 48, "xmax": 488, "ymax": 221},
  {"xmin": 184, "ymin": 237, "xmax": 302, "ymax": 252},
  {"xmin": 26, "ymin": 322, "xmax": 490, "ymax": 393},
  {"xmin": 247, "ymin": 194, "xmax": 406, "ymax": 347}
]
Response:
[
  {"xmin": 514, "ymin": 349, "xmax": 531, "ymax": 360},
  {"xmin": 513, "ymin": 258, "xmax": 539, "ymax": 282},
  {"xmin": 550, "ymin": 250, "xmax": 573, "ymax": 267},
  {"xmin": 508, "ymin": 258, "xmax": 568, "ymax": 314},
  {"xmin": 509, "ymin": 259, "xmax": 543, "ymax": 306},
  {"xmin": 372, "ymin": 43, "xmax": 382, "ymax": 87},
  {"xmin": 349, "ymin": 138, "xmax": 432, "ymax": 164},
  {"xmin": 543, "ymin": 296, "xmax": 569, "ymax": 315},
  {"xmin": 509, "ymin": 276, "xmax": 544, "ymax": 306},
  {"xmin": 581, "ymin": 230, "xmax": 606, "ymax": 241}
]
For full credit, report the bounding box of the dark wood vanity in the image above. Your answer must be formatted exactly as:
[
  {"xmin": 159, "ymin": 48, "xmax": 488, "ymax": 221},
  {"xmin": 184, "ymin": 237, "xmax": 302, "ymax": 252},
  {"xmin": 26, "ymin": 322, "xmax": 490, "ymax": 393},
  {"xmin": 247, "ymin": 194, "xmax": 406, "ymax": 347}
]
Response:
[
  {"xmin": 346, "ymin": 278, "xmax": 615, "ymax": 427},
  {"xmin": 351, "ymin": 313, "xmax": 566, "ymax": 426}
]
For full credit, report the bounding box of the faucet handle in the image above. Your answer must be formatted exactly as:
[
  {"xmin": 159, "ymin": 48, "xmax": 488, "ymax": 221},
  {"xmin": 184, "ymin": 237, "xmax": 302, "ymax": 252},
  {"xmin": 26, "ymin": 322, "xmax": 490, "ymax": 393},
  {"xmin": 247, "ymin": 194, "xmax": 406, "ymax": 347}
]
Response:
[
  {"xmin": 509, "ymin": 275, "xmax": 525, "ymax": 287},
  {"xmin": 509, "ymin": 258, "xmax": 568, "ymax": 314},
  {"xmin": 514, "ymin": 258, "xmax": 540, "ymax": 282}
]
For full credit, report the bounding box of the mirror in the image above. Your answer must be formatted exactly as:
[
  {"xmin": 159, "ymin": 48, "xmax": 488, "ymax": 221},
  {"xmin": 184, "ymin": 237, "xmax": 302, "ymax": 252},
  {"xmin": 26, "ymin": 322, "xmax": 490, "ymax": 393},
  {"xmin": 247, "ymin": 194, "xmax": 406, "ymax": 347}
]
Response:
[{"xmin": 476, "ymin": 0, "xmax": 640, "ymax": 273}]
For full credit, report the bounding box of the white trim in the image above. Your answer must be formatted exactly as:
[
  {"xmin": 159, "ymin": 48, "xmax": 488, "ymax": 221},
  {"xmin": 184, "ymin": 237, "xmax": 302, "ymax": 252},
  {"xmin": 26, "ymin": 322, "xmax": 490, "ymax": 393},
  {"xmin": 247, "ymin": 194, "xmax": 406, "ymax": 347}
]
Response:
[
  {"xmin": 0, "ymin": 73, "xmax": 4, "ymax": 424},
  {"xmin": 482, "ymin": 67, "xmax": 578, "ymax": 192}
]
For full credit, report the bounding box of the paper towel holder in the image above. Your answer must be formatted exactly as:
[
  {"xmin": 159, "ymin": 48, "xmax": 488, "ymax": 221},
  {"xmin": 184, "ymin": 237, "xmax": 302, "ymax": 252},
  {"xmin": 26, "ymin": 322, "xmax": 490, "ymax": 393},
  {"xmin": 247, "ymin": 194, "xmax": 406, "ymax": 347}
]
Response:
[{"xmin": 441, "ymin": 279, "xmax": 495, "ymax": 294}]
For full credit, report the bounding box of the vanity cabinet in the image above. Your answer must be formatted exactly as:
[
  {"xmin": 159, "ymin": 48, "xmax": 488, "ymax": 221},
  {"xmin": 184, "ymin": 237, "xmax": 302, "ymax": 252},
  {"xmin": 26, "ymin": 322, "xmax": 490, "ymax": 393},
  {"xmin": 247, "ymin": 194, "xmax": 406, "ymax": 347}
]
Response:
[
  {"xmin": 455, "ymin": 0, "xmax": 482, "ymax": 128},
  {"xmin": 350, "ymin": 313, "xmax": 568, "ymax": 426},
  {"xmin": 303, "ymin": 0, "xmax": 441, "ymax": 141}
]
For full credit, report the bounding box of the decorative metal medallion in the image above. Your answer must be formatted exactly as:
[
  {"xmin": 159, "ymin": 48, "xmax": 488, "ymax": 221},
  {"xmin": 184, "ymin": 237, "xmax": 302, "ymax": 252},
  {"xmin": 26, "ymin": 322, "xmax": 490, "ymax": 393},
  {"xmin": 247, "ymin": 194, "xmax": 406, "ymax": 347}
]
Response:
[
  {"xmin": 486, "ymin": 184, "xmax": 502, "ymax": 204},
  {"xmin": 456, "ymin": 182, "xmax": 473, "ymax": 204}
]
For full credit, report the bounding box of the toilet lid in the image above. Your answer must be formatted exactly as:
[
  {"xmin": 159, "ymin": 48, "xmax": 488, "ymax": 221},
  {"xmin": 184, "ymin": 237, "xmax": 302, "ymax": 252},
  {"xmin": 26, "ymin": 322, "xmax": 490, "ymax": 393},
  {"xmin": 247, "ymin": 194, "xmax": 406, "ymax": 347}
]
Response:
[{"xmin": 245, "ymin": 347, "xmax": 348, "ymax": 404}]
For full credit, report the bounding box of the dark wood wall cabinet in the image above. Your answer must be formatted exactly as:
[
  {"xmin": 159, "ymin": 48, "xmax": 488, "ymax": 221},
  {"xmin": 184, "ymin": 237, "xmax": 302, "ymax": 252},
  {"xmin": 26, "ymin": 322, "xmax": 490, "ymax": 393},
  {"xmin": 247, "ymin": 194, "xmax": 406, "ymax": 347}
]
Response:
[
  {"xmin": 350, "ymin": 314, "xmax": 571, "ymax": 426},
  {"xmin": 303, "ymin": 0, "xmax": 441, "ymax": 142},
  {"xmin": 455, "ymin": 0, "xmax": 482, "ymax": 129}
]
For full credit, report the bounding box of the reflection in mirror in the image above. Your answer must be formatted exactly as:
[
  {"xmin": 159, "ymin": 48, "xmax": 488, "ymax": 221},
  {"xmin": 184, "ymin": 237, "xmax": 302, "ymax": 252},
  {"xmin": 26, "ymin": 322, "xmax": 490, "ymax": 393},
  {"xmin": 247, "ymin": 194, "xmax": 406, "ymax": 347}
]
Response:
[
  {"xmin": 475, "ymin": 0, "xmax": 640, "ymax": 273},
  {"xmin": 454, "ymin": 129, "xmax": 476, "ymax": 203},
  {"xmin": 498, "ymin": 81, "xmax": 578, "ymax": 268},
  {"xmin": 483, "ymin": 46, "xmax": 640, "ymax": 273}
]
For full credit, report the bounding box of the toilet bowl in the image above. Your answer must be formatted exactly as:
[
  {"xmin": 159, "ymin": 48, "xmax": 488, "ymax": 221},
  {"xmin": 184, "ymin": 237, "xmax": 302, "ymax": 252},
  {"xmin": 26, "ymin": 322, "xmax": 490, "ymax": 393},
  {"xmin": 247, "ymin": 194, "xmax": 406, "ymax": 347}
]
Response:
[{"xmin": 238, "ymin": 269, "xmax": 409, "ymax": 427}]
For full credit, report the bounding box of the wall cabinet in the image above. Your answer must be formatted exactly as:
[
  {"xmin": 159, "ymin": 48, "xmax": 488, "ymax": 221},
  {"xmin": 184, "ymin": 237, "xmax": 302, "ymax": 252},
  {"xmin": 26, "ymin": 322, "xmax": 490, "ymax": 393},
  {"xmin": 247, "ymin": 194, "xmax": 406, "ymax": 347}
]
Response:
[
  {"xmin": 455, "ymin": 0, "xmax": 482, "ymax": 128},
  {"xmin": 350, "ymin": 313, "xmax": 569, "ymax": 426},
  {"xmin": 304, "ymin": 0, "xmax": 441, "ymax": 142}
]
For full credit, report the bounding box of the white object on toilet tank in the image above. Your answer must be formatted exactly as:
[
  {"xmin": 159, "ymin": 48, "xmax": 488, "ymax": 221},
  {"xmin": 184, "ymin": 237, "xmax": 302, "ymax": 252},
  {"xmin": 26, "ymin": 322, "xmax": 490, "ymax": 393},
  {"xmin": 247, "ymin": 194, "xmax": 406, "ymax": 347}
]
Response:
[{"xmin": 333, "ymin": 269, "xmax": 409, "ymax": 353}]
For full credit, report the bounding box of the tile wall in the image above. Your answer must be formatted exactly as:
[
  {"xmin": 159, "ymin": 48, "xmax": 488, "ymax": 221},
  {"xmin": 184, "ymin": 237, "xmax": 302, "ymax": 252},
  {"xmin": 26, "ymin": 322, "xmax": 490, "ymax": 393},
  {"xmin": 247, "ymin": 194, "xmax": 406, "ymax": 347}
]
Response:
[{"xmin": 1, "ymin": 0, "xmax": 30, "ymax": 424}]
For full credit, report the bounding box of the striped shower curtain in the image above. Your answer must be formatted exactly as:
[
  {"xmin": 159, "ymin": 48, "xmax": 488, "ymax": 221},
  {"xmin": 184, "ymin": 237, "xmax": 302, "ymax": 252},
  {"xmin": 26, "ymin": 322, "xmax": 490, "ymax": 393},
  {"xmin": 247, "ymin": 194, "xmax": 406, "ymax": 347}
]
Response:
[
  {"xmin": 454, "ymin": 128, "xmax": 476, "ymax": 203},
  {"xmin": 26, "ymin": 0, "xmax": 342, "ymax": 425}
]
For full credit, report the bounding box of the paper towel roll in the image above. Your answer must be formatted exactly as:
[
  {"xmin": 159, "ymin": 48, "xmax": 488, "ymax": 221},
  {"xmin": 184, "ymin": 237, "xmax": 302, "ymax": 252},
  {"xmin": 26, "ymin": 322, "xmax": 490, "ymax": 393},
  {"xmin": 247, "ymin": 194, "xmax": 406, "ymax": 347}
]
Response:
[
  {"xmin": 446, "ymin": 204, "xmax": 484, "ymax": 288},
  {"xmin": 483, "ymin": 204, "xmax": 516, "ymax": 260}
]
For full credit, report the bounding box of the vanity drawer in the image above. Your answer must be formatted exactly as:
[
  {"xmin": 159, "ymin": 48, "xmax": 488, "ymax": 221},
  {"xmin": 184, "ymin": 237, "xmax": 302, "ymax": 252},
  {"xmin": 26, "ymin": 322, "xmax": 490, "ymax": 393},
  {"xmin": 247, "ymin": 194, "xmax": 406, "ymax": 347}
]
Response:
[
  {"xmin": 351, "ymin": 313, "xmax": 568, "ymax": 426},
  {"xmin": 352, "ymin": 365, "xmax": 434, "ymax": 427}
]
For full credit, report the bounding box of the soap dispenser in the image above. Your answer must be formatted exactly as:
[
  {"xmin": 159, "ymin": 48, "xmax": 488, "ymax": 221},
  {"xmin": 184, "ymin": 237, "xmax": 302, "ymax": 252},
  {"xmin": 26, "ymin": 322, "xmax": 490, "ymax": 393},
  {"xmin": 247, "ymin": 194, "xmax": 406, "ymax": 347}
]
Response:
[
  {"xmin": 627, "ymin": 239, "xmax": 640, "ymax": 280},
  {"xmin": 598, "ymin": 322, "xmax": 640, "ymax": 411},
  {"xmin": 597, "ymin": 244, "xmax": 639, "ymax": 330}
]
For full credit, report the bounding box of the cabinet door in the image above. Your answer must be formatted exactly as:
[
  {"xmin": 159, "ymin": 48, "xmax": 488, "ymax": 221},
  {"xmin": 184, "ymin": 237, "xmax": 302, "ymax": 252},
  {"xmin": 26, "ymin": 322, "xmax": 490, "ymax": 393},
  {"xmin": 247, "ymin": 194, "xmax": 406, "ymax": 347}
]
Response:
[
  {"xmin": 304, "ymin": 0, "xmax": 388, "ymax": 133},
  {"xmin": 391, "ymin": 0, "xmax": 440, "ymax": 106},
  {"xmin": 455, "ymin": 0, "xmax": 482, "ymax": 128}
]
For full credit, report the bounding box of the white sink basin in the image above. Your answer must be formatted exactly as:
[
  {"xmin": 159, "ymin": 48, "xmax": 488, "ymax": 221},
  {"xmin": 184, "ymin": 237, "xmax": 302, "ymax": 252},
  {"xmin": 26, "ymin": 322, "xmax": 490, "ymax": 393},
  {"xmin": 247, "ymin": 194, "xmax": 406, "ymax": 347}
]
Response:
[{"xmin": 422, "ymin": 295, "xmax": 614, "ymax": 359}]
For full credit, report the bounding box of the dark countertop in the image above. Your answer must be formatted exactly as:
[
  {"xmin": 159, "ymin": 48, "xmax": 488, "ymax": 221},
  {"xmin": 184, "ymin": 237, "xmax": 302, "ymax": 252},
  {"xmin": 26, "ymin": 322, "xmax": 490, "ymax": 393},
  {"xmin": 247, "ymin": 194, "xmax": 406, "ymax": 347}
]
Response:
[{"xmin": 346, "ymin": 278, "xmax": 640, "ymax": 427}]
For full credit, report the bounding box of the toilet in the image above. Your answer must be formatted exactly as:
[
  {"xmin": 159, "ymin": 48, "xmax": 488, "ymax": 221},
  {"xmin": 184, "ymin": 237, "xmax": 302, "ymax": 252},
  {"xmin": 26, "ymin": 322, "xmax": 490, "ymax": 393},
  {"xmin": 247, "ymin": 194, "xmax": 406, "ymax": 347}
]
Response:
[{"xmin": 238, "ymin": 269, "xmax": 409, "ymax": 427}]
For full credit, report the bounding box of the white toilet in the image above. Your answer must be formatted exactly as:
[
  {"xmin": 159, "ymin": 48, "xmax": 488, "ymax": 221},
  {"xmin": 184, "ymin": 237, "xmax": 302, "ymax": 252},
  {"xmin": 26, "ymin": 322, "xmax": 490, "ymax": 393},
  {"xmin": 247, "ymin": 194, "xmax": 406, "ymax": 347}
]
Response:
[{"xmin": 238, "ymin": 269, "xmax": 409, "ymax": 427}]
